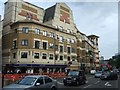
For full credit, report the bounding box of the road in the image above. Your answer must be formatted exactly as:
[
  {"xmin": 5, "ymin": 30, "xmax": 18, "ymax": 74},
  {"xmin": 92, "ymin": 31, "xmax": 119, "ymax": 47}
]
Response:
[{"xmin": 55, "ymin": 74, "xmax": 120, "ymax": 89}]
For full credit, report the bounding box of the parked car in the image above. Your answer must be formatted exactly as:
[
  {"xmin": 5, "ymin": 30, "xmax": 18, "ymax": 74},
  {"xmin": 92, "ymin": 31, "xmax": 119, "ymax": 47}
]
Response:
[
  {"xmin": 90, "ymin": 69, "xmax": 96, "ymax": 75},
  {"xmin": 3, "ymin": 75, "xmax": 58, "ymax": 90},
  {"xmin": 100, "ymin": 70, "xmax": 118, "ymax": 80},
  {"xmin": 63, "ymin": 70, "xmax": 86, "ymax": 86},
  {"xmin": 94, "ymin": 71, "xmax": 102, "ymax": 78}
]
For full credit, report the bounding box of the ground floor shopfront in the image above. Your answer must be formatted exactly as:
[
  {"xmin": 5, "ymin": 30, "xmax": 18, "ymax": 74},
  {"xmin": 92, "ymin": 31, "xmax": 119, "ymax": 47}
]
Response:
[{"xmin": 2, "ymin": 64, "xmax": 68, "ymax": 74}]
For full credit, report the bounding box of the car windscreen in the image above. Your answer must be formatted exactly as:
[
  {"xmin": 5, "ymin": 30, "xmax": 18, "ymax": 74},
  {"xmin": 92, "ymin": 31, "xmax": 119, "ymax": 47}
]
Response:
[
  {"xmin": 68, "ymin": 71, "xmax": 79, "ymax": 76},
  {"xmin": 16, "ymin": 77, "xmax": 37, "ymax": 85}
]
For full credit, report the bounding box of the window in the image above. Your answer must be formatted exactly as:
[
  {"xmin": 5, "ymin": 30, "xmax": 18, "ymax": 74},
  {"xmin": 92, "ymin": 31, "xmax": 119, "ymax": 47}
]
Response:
[
  {"xmin": 55, "ymin": 45, "xmax": 58, "ymax": 51},
  {"xmin": 72, "ymin": 48, "xmax": 75, "ymax": 53},
  {"xmin": 55, "ymin": 55, "xmax": 58, "ymax": 60},
  {"xmin": 45, "ymin": 77, "xmax": 52, "ymax": 83},
  {"xmin": 67, "ymin": 38, "xmax": 71, "ymax": 43},
  {"xmin": 22, "ymin": 27, "xmax": 29, "ymax": 33},
  {"xmin": 43, "ymin": 31, "xmax": 47, "ymax": 36},
  {"xmin": 67, "ymin": 56, "xmax": 70, "ymax": 61},
  {"xmin": 49, "ymin": 54, "xmax": 53, "ymax": 60},
  {"xmin": 49, "ymin": 43, "xmax": 53, "ymax": 49},
  {"xmin": 60, "ymin": 56, "xmax": 63, "ymax": 60},
  {"xmin": 22, "ymin": 40, "xmax": 28, "ymax": 46},
  {"xmin": 14, "ymin": 29, "xmax": 17, "ymax": 33},
  {"xmin": 43, "ymin": 42, "xmax": 47, "ymax": 50},
  {"xmin": 71, "ymin": 39, "xmax": 75, "ymax": 43},
  {"xmin": 50, "ymin": 32, "xmax": 54, "ymax": 38},
  {"xmin": 36, "ymin": 77, "xmax": 44, "ymax": 85},
  {"xmin": 60, "ymin": 46, "xmax": 63, "ymax": 53},
  {"xmin": 72, "ymin": 56, "xmax": 75, "ymax": 61},
  {"xmin": 42, "ymin": 53, "xmax": 47, "ymax": 59},
  {"xmin": 67, "ymin": 29, "xmax": 70, "ymax": 33},
  {"xmin": 34, "ymin": 53, "xmax": 39, "ymax": 59},
  {"xmin": 35, "ymin": 41, "xmax": 40, "ymax": 49},
  {"xmin": 59, "ymin": 36, "xmax": 63, "ymax": 42},
  {"xmin": 13, "ymin": 53, "xmax": 16, "ymax": 59},
  {"xmin": 21, "ymin": 52, "xmax": 27, "ymax": 58},
  {"xmin": 35, "ymin": 28, "xmax": 40, "ymax": 34},
  {"xmin": 13, "ymin": 40, "xmax": 17, "ymax": 48},
  {"xmin": 67, "ymin": 47, "xmax": 71, "ymax": 54}
]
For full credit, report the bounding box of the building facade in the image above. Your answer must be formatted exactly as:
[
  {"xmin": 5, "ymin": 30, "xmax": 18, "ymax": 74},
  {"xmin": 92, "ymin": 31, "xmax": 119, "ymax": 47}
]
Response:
[{"xmin": 2, "ymin": 0, "xmax": 99, "ymax": 74}]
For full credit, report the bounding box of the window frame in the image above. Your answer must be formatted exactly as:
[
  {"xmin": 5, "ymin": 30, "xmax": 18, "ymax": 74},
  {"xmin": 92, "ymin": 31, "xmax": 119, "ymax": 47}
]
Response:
[
  {"xmin": 22, "ymin": 27, "xmax": 29, "ymax": 33},
  {"xmin": 35, "ymin": 28, "xmax": 40, "ymax": 35},
  {"xmin": 21, "ymin": 52, "xmax": 28, "ymax": 58},
  {"xmin": 34, "ymin": 40, "xmax": 40, "ymax": 49},
  {"xmin": 22, "ymin": 39, "xmax": 28, "ymax": 46},
  {"xmin": 34, "ymin": 53, "xmax": 39, "ymax": 59},
  {"xmin": 42, "ymin": 53, "xmax": 47, "ymax": 59},
  {"xmin": 60, "ymin": 55, "xmax": 63, "ymax": 60},
  {"xmin": 43, "ymin": 31, "xmax": 47, "ymax": 36},
  {"xmin": 49, "ymin": 54, "xmax": 53, "ymax": 60},
  {"xmin": 59, "ymin": 36, "xmax": 63, "ymax": 42}
]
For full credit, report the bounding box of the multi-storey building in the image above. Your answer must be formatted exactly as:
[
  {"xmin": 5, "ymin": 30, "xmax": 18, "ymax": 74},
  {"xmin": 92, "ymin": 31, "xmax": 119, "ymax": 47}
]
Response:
[
  {"xmin": 2, "ymin": 0, "xmax": 99, "ymax": 74},
  {"xmin": 0, "ymin": 15, "xmax": 2, "ymax": 72}
]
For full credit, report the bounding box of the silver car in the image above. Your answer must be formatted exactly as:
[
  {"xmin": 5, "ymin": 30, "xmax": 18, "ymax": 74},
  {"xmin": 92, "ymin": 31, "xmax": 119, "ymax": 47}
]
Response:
[
  {"xmin": 94, "ymin": 71, "xmax": 102, "ymax": 78},
  {"xmin": 3, "ymin": 75, "xmax": 58, "ymax": 90}
]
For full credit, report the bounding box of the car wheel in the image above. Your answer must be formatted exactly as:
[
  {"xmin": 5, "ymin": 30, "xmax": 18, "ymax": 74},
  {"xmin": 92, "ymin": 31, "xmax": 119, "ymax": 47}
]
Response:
[
  {"xmin": 51, "ymin": 87, "xmax": 56, "ymax": 90},
  {"xmin": 64, "ymin": 82, "xmax": 67, "ymax": 86},
  {"xmin": 76, "ymin": 81, "xmax": 79, "ymax": 85}
]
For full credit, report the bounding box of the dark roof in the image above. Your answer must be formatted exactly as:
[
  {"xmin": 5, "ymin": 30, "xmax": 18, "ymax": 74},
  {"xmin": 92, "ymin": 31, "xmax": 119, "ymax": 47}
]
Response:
[
  {"xmin": 43, "ymin": 5, "xmax": 56, "ymax": 23},
  {"xmin": 87, "ymin": 35, "xmax": 99, "ymax": 38}
]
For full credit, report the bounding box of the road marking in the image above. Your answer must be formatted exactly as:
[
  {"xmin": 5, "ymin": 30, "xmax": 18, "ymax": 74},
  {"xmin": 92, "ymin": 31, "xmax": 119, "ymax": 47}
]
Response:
[
  {"xmin": 104, "ymin": 82, "xmax": 112, "ymax": 87},
  {"xmin": 106, "ymin": 84, "xmax": 112, "ymax": 87},
  {"xmin": 83, "ymin": 84, "xmax": 92, "ymax": 88},
  {"xmin": 57, "ymin": 82, "xmax": 64, "ymax": 85},
  {"xmin": 105, "ymin": 82, "xmax": 109, "ymax": 86},
  {"xmin": 94, "ymin": 81, "xmax": 100, "ymax": 84}
]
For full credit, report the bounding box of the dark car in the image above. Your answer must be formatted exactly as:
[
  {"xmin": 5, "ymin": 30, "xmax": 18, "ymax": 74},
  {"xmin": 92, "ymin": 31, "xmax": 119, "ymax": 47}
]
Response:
[
  {"xmin": 3, "ymin": 75, "xmax": 58, "ymax": 90},
  {"xmin": 100, "ymin": 70, "xmax": 118, "ymax": 80},
  {"xmin": 63, "ymin": 70, "xmax": 86, "ymax": 86}
]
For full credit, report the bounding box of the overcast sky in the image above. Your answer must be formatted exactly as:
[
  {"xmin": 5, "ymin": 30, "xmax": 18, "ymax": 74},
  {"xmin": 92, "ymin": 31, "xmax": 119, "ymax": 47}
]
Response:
[{"xmin": 0, "ymin": 0, "xmax": 118, "ymax": 59}]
